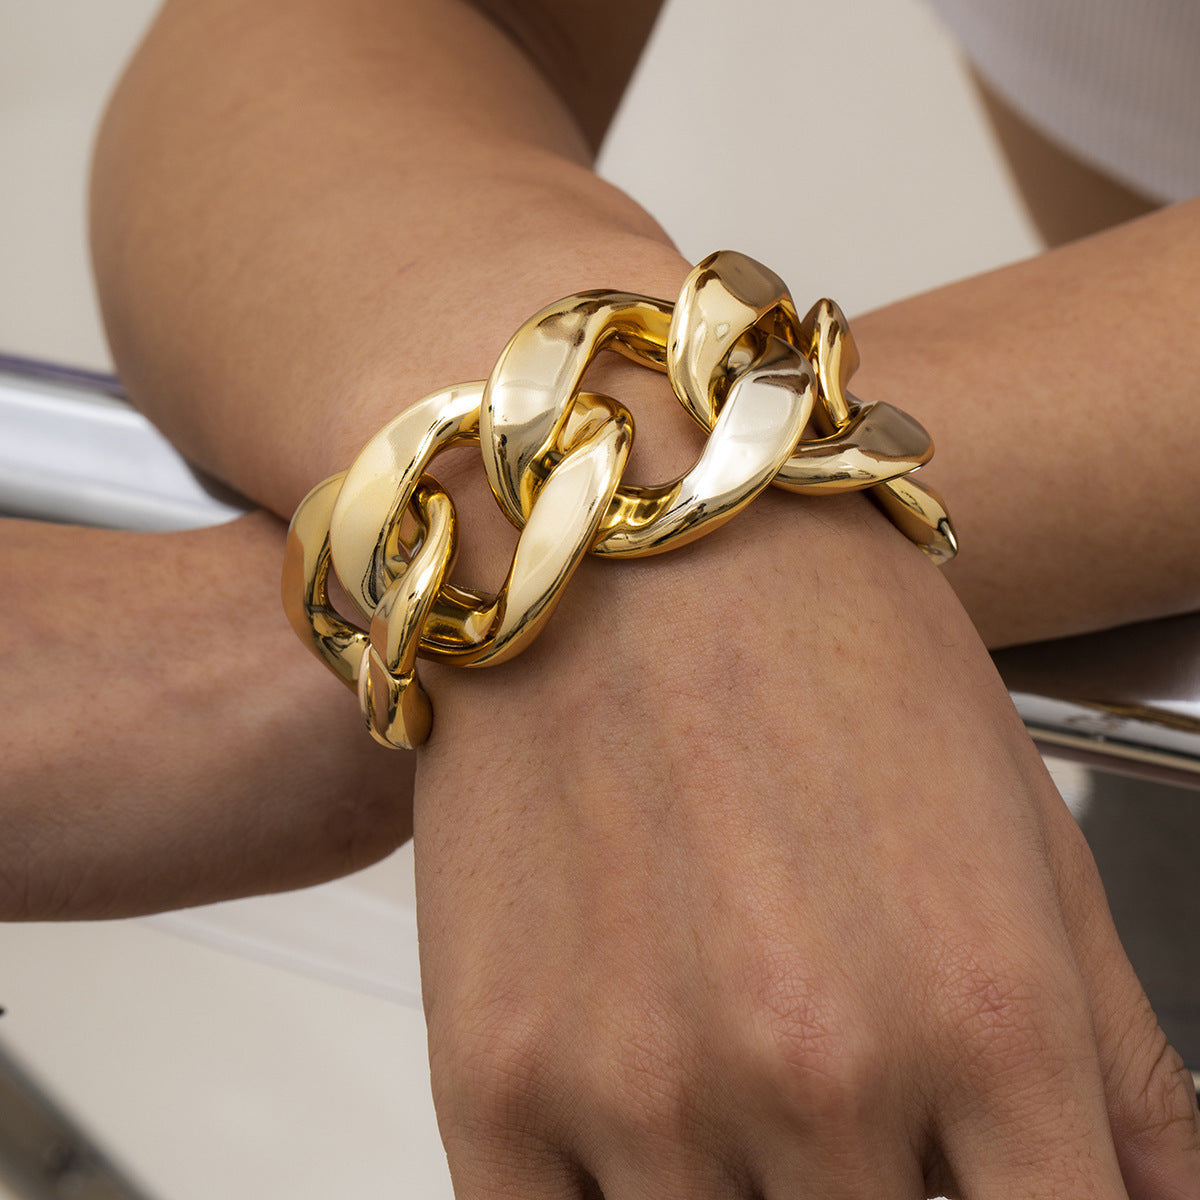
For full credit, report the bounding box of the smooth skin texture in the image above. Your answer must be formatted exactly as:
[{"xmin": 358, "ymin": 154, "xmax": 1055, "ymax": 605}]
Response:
[
  {"xmin": 0, "ymin": 513, "xmax": 410, "ymax": 917},
  {"xmin": 23, "ymin": 0, "xmax": 1196, "ymax": 1195}
]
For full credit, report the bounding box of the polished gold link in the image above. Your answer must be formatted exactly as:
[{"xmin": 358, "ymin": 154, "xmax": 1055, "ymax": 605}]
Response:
[
  {"xmin": 330, "ymin": 384, "xmax": 634, "ymax": 665},
  {"xmin": 282, "ymin": 472, "xmax": 368, "ymax": 690},
  {"xmin": 667, "ymin": 249, "xmax": 800, "ymax": 428},
  {"xmin": 777, "ymin": 295, "xmax": 952, "ymax": 559},
  {"xmin": 439, "ymin": 401, "xmax": 632, "ymax": 665},
  {"xmin": 283, "ymin": 251, "xmax": 959, "ymax": 748},
  {"xmin": 795, "ymin": 298, "xmax": 859, "ymax": 430},
  {"xmin": 867, "ymin": 475, "xmax": 959, "ymax": 564},
  {"xmin": 775, "ymin": 296, "xmax": 934, "ymax": 490},
  {"xmin": 590, "ymin": 333, "xmax": 815, "ymax": 557},
  {"xmin": 358, "ymin": 482, "xmax": 457, "ymax": 748},
  {"xmin": 330, "ymin": 383, "xmax": 483, "ymax": 619},
  {"xmin": 770, "ymin": 400, "xmax": 933, "ymax": 493},
  {"xmin": 484, "ymin": 252, "xmax": 818, "ymax": 558},
  {"xmin": 481, "ymin": 293, "xmax": 671, "ymax": 526}
]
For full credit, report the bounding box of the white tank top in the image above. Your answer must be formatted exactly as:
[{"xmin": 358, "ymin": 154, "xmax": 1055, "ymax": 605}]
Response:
[{"xmin": 925, "ymin": 0, "xmax": 1200, "ymax": 202}]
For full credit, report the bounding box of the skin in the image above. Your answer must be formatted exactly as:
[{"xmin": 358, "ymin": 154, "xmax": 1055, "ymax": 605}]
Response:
[
  {"xmin": 970, "ymin": 71, "xmax": 1161, "ymax": 246},
  {"xmin": 0, "ymin": 513, "xmax": 411, "ymax": 918},
  {"xmin": 3, "ymin": 0, "xmax": 1195, "ymax": 1196}
]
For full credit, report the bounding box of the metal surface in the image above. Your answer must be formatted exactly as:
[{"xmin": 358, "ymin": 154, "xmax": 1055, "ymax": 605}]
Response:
[
  {"xmin": 288, "ymin": 250, "xmax": 956, "ymax": 748},
  {"xmin": 0, "ymin": 358, "xmax": 245, "ymax": 532},
  {"xmin": 998, "ymin": 611, "xmax": 1200, "ymax": 781},
  {"xmin": 0, "ymin": 1039, "xmax": 157, "ymax": 1200},
  {"xmin": 1013, "ymin": 694, "xmax": 1200, "ymax": 778},
  {"xmin": 996, "ymin": 618, "xmax": 1200, "ymax": 1071},
  {"xmin": 1038, "ymin": 750, "xmax": 1200, "ymax": 1069}
]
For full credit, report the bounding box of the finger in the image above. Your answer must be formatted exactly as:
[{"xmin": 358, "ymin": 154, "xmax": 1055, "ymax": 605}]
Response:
[
  {"xmin": 754, "ymin": 1135, "xmax": 925, "ymax": 1200},
  {"xmin": 934, "ymin": 945, "xmax": 1131, "ymax": 1200},
  {"xmin": 442, "ymin": 1132, "xmax": 583, "ymax": 1200},
  {"xmin": 721, "ymin": 1000, "xmax": 925, "ymax": 1200},
  {"xmin": 740, "ymin": 1061, "xmax": 924, "ymax": 1200},
  {"xmin": 425, "ymin": 992, "xmax": 581, "ymax": 1200},
  {"xmin": 587, "ymin": 1157, "xmax": 746, "ymax": 1200},
  {"xmin": 941, "ymin": 1065, "xmax": 1129, "ymax": 1199},
  {"xmin": 1052, "ymin": 816, "xmax": 1200, "ymax": 1198},
  {"xmin": 568, "ymin": 1056, "xmax": 748, "ymax": 1200}
]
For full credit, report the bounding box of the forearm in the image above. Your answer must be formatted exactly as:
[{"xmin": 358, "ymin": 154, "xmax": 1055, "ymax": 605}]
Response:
[
  {"xmin": 92, "ymin": 0, "xmax": 1200, "ymax": 648},
  {"xmin": 854, "ymin": 199, "xmax": 1200, "ymax": 644},
  {"xmin": 91, "ymin": 0, "xmax": 684, "ymax": 521},
  {"xmin": 0, "ymin": 514, "xmax": 409, "ymax": 918}
]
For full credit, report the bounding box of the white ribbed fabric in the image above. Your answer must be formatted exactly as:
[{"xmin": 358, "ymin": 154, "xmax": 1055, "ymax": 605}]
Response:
[{"xmin": 925, "ymin": 0, "xmax": 1200, "ymax": 202}]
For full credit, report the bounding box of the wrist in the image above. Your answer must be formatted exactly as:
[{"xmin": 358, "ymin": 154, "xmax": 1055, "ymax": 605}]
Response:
[
  {"xmin": 276, "ymin": 232, "xmax": 692, "ymax": 518},
  {"xmin": 288, "ymin": 250, "xmax": 959, "ymax": 750},
  {"xmin": 420, "ymin": 486, "xmax": 966, "ymax": 749}
]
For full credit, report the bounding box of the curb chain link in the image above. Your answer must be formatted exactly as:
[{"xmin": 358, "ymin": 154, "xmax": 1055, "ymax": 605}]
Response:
[{"xmin": 283, "ymin": 250, "xmax": 957, "ymax": 749}]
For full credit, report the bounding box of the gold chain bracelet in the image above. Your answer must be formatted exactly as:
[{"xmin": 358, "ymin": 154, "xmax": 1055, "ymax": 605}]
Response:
[{"xmin": 282, "ymin": 250, "xmax": 956, "ymax": 750}]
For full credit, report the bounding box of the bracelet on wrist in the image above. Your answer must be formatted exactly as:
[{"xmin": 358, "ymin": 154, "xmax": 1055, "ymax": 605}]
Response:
[{"xmin": 282, "ymin": 250, "xmax": 957, "ymax": 749}]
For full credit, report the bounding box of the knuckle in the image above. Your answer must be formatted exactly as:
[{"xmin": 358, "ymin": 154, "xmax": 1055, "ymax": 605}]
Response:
[
  {"xmin": 740, "ymin": 958, "xmax": 874, "ymax": 1129},
  {"xmin": 429, "ymin": 990, "xmax": 551, "ymax": 1139},
  {"xmin": 938, "ymin": 939, "xmax": 1073, "ymax": 1081},
  {"xmin": 612, "ymin": 1066, "xmax": 694, "ymax": 1149},
  {"xmin": 584, "ymin": 998, "xmax": 698, "ymax": 1150}
]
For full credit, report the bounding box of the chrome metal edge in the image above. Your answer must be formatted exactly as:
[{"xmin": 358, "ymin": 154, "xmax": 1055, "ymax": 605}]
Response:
[{"xmin": 0, "ymin": 362, "xmax": 247, "ymax": 531}]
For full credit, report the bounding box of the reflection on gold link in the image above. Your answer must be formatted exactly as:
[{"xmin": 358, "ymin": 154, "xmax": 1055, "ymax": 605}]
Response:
[
  {"xmin": 283, "ymin": 251, "xmax": 958, "ymax": 748},
  {"xmin": 281, "ymin": 472, "xmax": 368, "ymax": 689}
]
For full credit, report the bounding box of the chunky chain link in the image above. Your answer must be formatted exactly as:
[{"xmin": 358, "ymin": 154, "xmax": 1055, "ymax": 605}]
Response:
[{"xmin": 283, "ymin": 250, "xmax": 957, "ymax": 749}]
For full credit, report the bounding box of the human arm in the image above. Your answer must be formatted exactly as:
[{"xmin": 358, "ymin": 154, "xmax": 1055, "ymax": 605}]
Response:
[
  {"xmin": 89, "ymin": 2, "xmax": 1200, "ymax": 1198},
  {"xmin": 88, "ymin": 0, "xmax": 1200, "ymax": 646},
  {"xmin": 0, "ymin": 512, "xmax": 410, "ymax": 918}
]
